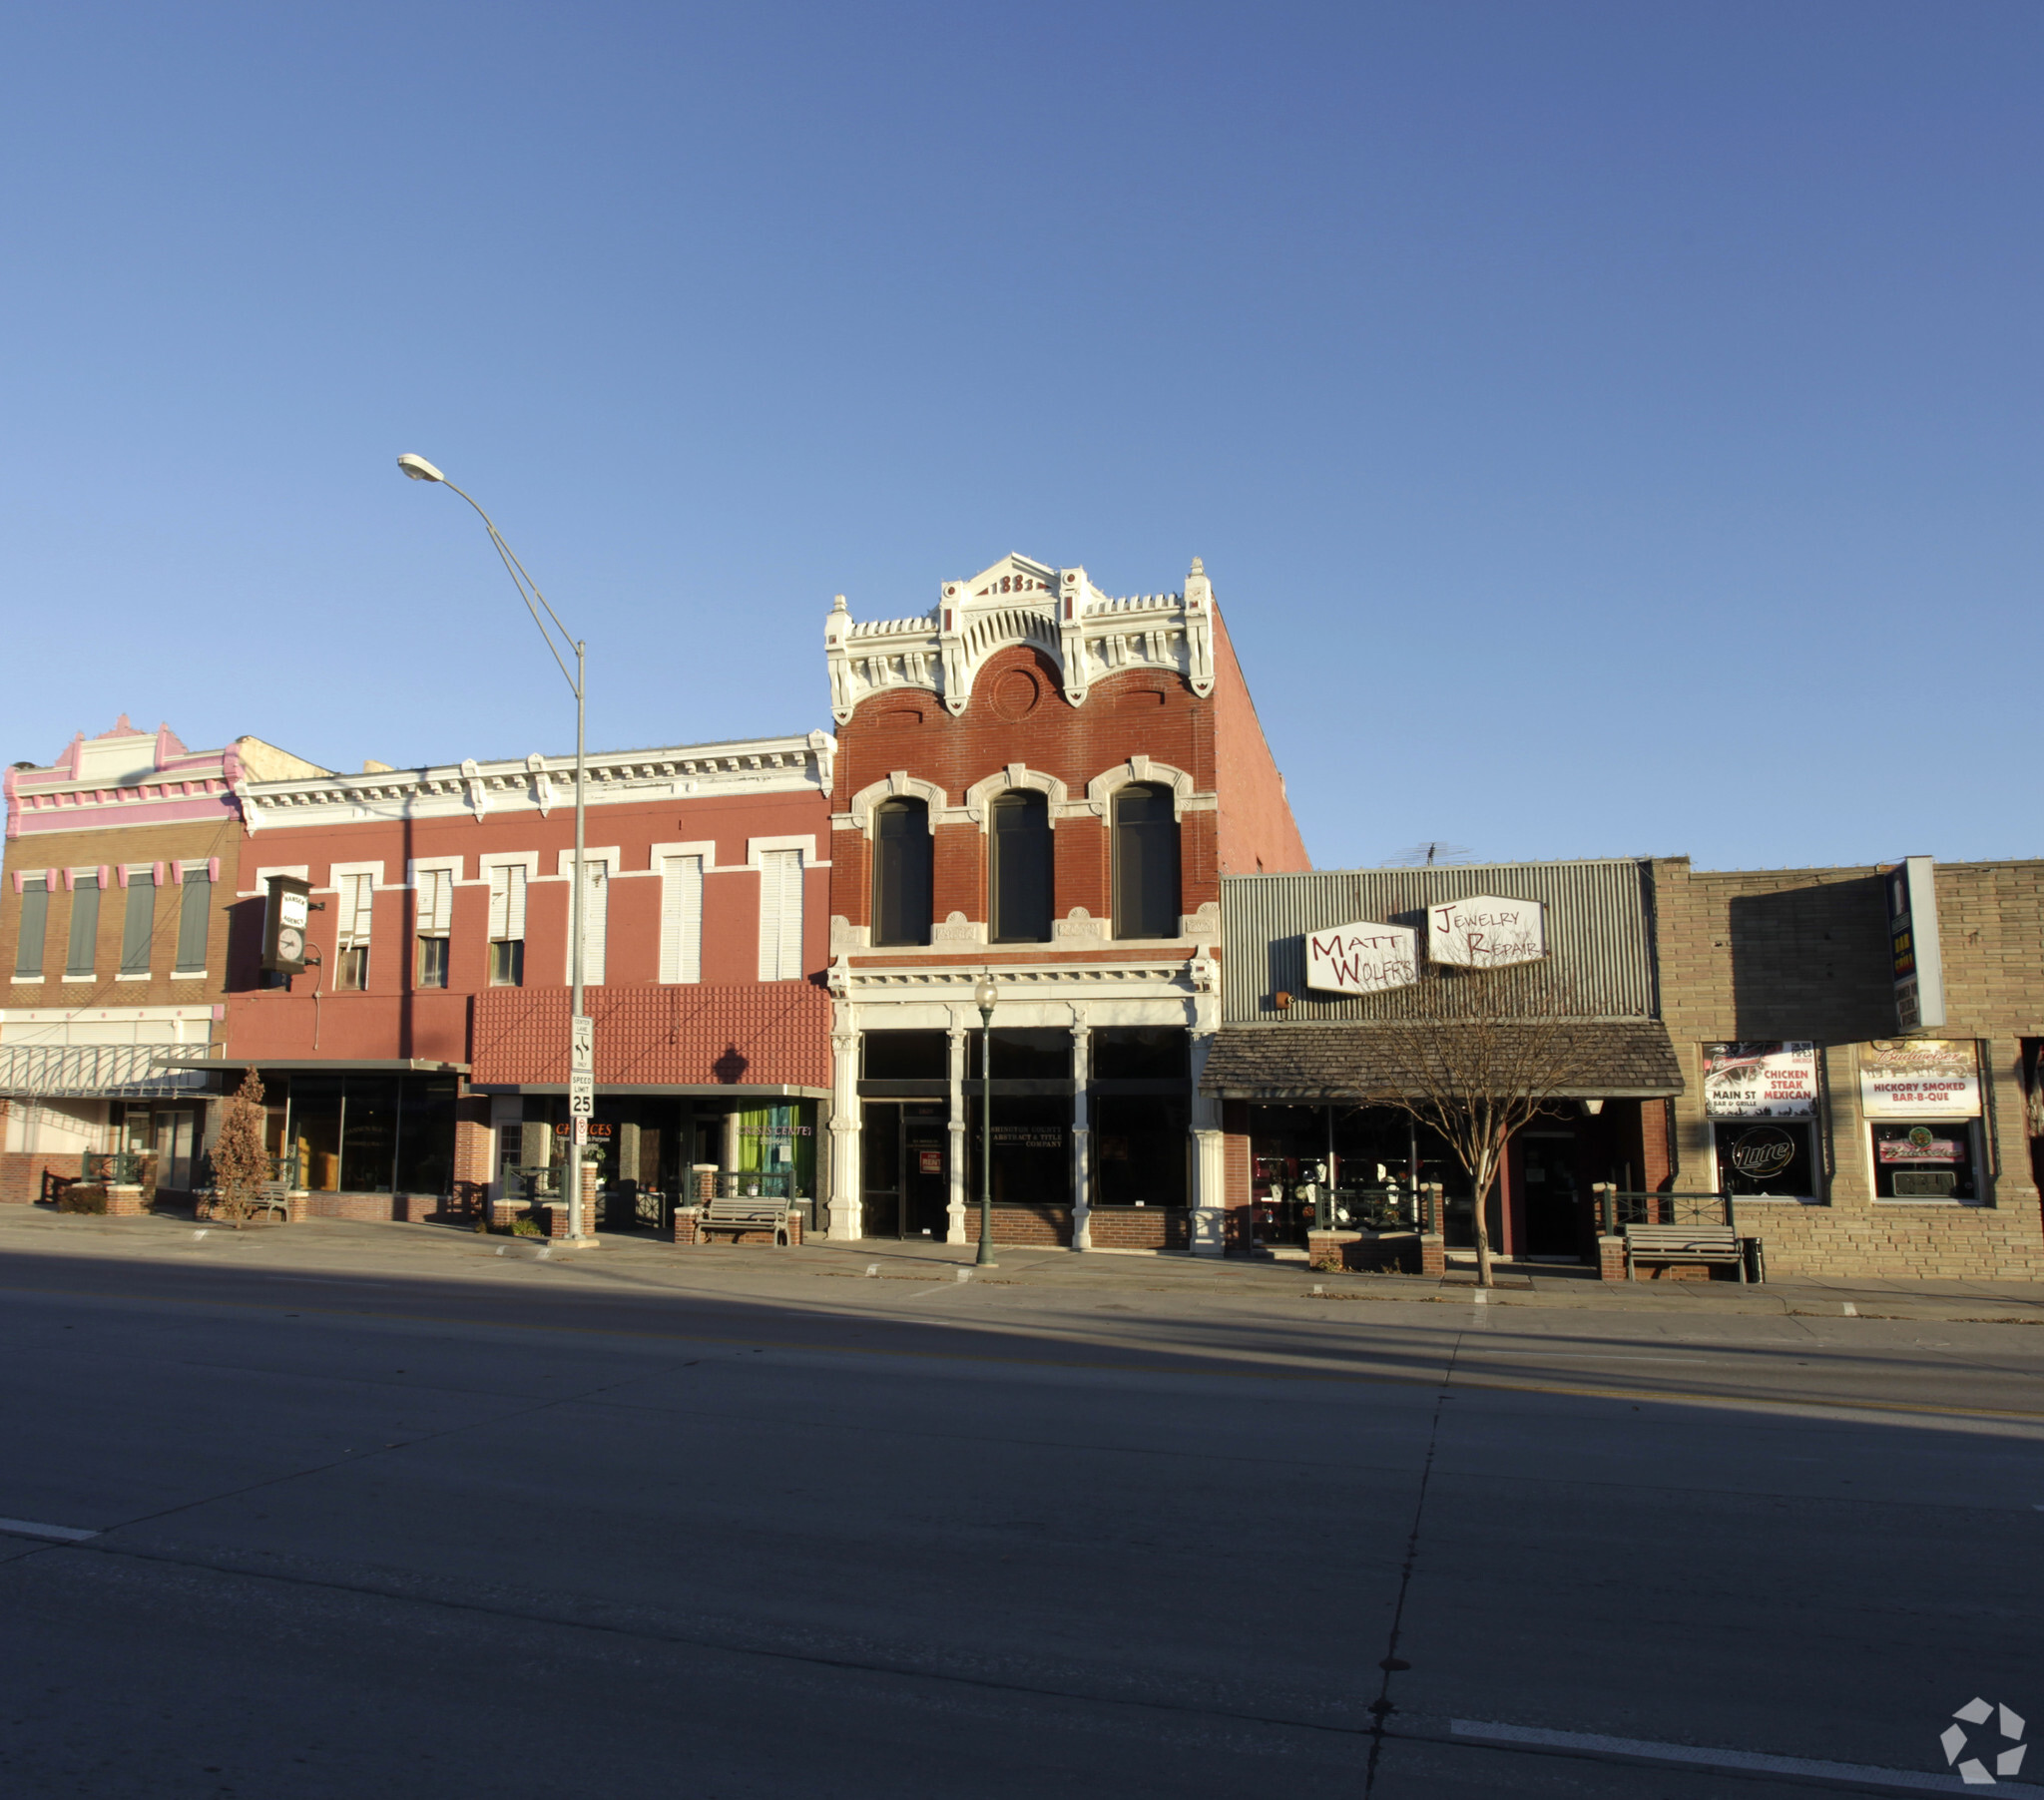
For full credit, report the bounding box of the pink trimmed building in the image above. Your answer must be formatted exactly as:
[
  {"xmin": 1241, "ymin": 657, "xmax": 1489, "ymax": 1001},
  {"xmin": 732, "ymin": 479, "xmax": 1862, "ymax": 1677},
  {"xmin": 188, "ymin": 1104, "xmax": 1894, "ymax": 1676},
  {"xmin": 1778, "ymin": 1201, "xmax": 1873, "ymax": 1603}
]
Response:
[{"xmin": 0, "ymin": 717, "xmax": 325, "ymax": 1204}]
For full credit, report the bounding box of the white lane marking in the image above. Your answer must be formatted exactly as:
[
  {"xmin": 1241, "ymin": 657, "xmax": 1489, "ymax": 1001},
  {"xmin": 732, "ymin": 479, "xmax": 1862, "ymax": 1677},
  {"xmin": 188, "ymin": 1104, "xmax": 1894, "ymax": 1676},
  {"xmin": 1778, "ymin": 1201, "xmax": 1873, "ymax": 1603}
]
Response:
[
  {"xmin": 1472, "ymin": 1290, "xmax": 1488, "ymax": 1305},
  {"xmin": 0, "ymin": 1518, "xmax": 100, "ymax": 1543},
  {"xmin": 1843, "ymin": 1301, "xmax": 1859, "ymax": 1316},
  {"xmin": 1459, "ymin": 1353, "xmax": 1717, "ymax": 1363},
  {"xmin": 1451, "ymin": 1717, "xmax": 2041, "ymax": 1795}
]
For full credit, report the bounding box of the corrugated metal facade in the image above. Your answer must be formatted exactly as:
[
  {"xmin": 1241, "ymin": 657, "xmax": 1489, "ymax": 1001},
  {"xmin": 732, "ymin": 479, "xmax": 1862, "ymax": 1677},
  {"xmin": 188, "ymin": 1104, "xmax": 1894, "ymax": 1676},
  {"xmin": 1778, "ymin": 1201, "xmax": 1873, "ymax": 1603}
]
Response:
[{"xmin": 1222, "ymin": 860, "xmax": 1657, "ymax": 1025}]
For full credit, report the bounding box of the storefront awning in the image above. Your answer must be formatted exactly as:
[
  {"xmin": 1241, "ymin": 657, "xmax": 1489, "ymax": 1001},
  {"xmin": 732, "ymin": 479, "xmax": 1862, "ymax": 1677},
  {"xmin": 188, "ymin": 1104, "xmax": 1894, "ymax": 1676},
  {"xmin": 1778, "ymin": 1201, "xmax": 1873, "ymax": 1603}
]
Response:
[
  {"xmin": 1200, "ymin": 1022, "xmax": 1685, "ymax": 1102},
  {"xmin": 0, "ymin": 1044, "xmax": 220, "ymax": 1099}
]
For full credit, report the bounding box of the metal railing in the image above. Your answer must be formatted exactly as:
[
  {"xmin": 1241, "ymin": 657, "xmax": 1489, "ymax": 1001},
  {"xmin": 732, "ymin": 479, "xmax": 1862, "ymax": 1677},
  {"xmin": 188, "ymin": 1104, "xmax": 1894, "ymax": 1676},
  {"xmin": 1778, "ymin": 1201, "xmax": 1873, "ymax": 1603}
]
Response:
[
  {"xmin": 81, "ymin": 1149, "xmax": 152, "ymax": 1185},
  {"xmin": 1322, "ymin": 1182, "xmax": 1447, "ymax": 1233},
  {"xmin": 1593, "ymin": 1186, "xmax": 1736, "ymax": 1234}
]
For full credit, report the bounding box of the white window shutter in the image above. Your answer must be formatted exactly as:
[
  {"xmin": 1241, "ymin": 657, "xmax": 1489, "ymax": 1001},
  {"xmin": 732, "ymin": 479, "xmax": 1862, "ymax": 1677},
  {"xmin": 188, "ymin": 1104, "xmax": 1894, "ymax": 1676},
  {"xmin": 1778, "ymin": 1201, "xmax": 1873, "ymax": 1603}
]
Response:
[
  {"xmin": 339, "ymin": 874, "xmax": 374, "ymax": 948},
  {"xmin": 488, "ymin": 865, "xmax": 527, "ymax": 941},
  {"xmin": 758, "ymin": 849, "xmax": 802, "ymax": 981},
  {"xmin": 661, "ymin": 855, "xmax": 703, "ymax": 984},
  {"xmin": 570, "ymin": 861, "xmax": 607, "ymax": 987},
  {"xmin": 418, "ymin": 870, "xmax": 452, "ymax": 934}
]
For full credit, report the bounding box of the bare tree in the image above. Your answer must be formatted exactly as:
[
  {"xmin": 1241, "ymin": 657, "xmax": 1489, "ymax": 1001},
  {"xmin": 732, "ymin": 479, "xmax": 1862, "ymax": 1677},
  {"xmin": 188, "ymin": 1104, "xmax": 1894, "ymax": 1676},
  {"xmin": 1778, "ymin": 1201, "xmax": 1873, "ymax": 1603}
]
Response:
[
  {"xmin": 1362, "ymin": 959, "xmax": 1600, "ymax": 1288},
  {"xmin": 210, "ymin": 1070, "xmax": 269, "ymax": 1224}
]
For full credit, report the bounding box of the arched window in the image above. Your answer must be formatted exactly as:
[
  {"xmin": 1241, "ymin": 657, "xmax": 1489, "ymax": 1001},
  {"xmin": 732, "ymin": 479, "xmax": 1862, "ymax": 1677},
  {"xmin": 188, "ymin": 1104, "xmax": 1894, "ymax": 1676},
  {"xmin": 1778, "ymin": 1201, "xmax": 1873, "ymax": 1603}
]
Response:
[
  {"xmin": 1112, "ymin": 783, "xmax": 1181, "ymax": 940},
  {"xmin": 871, "ymin": 797, "xmax": 933, "ymax": 946},
  {"xmin": 988, "ymin": 790, "xmax": 1052, "ymax": 943}
]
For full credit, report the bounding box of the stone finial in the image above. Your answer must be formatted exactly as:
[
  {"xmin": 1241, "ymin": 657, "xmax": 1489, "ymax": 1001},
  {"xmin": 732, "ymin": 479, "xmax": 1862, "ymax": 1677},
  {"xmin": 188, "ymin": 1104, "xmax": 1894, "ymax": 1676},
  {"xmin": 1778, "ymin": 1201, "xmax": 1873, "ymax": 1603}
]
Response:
[
  {"xmin": 831, "ymin": 593, "xmax": 847, "ymax": 613},
  {"xmin": 1189, "ymin": 557, "xmax": 1205, "ymax": 578}
]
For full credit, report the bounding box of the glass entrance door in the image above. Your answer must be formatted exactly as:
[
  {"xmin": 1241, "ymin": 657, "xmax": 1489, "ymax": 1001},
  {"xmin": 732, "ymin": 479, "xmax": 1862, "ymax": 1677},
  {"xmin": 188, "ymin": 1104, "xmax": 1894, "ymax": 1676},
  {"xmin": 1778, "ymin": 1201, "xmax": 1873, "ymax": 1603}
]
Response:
[
  {"xmin": 861, "ymin": 1103, "xmax": 902, "ymax": 1237},
  {"xmin": 902, "ymin": 1105, "xmax": 949, "ymax": 1238},
  {"xmin": 1520, "ymin": 1131, "xmax": 1582, "ymax": 1257}
]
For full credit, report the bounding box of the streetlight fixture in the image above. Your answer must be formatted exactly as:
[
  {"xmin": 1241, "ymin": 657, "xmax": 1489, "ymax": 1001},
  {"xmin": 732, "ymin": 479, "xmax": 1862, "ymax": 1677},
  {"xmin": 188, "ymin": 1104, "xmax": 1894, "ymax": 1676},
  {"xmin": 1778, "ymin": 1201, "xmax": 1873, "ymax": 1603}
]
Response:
[
  {"xmin": 974, "ymin": 973, "xmax": 998, "ymax": 1267},
  {"xmin": 397, "ymin": 454, "xmax": 595, "ymax": 1245}
]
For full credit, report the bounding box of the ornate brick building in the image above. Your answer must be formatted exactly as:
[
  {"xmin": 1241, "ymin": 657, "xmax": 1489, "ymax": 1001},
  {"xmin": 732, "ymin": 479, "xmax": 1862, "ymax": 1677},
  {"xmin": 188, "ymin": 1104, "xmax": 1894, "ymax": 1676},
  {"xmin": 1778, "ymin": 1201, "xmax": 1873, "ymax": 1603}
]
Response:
[{"xmin": 820, "ymin": 553, "xmax": 1309, "ymax": 1249}]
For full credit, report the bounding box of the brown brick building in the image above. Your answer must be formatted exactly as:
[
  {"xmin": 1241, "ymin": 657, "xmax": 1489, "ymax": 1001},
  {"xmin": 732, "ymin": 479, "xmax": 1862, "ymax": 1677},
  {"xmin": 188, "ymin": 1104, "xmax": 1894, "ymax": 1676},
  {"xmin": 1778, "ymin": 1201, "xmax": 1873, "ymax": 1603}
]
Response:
[
  {"xmin": 1653, "ymin": 856, "xmax": 2044, "ymax": 1278},
  {"xmin": 821, "ymin": 553, "xmax": 1308, "ymax": 1249},
  {"xmin": 0, "ymin": 718, "xmax": 324, "ymax": 1205}
]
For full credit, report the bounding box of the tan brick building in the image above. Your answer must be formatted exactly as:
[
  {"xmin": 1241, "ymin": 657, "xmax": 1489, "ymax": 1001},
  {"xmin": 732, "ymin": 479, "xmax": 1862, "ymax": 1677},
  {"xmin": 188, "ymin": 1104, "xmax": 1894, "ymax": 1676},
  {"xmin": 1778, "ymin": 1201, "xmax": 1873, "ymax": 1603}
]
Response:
[{"xmin": 1653, "ymin": 856, "xmax": 2044, "ymax": 1278}]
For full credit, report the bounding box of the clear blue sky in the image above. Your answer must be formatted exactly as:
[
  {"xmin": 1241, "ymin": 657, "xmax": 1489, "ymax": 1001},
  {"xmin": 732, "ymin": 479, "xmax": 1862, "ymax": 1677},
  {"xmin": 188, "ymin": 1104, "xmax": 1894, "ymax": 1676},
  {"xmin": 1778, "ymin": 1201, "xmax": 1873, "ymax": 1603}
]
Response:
[{"xmin": 4, "ymin": 3, "xmax": 2038, "ymax": 872}]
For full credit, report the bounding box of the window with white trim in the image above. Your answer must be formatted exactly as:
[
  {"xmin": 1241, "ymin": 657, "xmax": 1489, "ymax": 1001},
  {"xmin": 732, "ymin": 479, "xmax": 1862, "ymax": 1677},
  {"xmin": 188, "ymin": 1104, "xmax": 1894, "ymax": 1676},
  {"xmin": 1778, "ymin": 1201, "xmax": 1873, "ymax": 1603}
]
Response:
[
  {"xmin": 120, "ymin": 870, "xmax": 156, "ymax": 975},
  {"xmin": 174, "ymin": 868, "xmax": 211, "ymax": 975},
  {"xmin": 336, "ymin": 873, "xmax": 374, "ymax": 990},
  {"xmin": 64, "ymin": 874, "xmax": 100, "ymax": 980},
  {"xmin": 660, "ymin": 854, "xmax": 704, "ymax": 984},
  {"xmin": 14, "ymin": 876, "xmax": 49, "ymax": 977},
  {"xmin": 487, "ymin": 864, "xmax": 527, "ymax": 987},
  {"xmin": 415, "ymin": 869, "xmax": 452, "ymax": 989},
  {"xmin": 758, "ymin": 849, "xmax": 803, "ymax": 981}
]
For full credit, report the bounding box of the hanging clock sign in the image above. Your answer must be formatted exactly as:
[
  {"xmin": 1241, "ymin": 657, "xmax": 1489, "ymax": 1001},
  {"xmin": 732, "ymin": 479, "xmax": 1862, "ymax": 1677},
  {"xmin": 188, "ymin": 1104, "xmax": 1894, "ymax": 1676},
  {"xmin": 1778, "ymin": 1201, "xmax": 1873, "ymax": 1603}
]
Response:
[
  {"xmin": 1427, "ymin": 894, "xmax": 1547, "ymax": 969},
  {"xmin": 261, "ymin": 875, "xmax": 314, "ymax": 975}
]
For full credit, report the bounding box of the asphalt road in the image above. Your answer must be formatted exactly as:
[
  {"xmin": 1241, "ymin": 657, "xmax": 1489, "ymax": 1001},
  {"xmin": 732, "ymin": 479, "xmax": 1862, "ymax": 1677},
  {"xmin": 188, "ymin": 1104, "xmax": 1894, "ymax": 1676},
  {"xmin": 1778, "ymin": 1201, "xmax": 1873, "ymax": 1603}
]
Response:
[{"xmin": 1, "ymin": 1224, "xmax": 2040, "ymax": 1798}]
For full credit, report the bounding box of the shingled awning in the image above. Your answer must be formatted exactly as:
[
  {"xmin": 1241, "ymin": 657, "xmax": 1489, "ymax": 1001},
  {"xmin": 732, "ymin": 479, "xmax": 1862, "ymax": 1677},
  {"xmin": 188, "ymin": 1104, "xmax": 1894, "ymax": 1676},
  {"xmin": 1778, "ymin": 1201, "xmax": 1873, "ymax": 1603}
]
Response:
[{"xmin": 1199, "ymin": 1022, "xmax": 1685, "ymax": 1102}]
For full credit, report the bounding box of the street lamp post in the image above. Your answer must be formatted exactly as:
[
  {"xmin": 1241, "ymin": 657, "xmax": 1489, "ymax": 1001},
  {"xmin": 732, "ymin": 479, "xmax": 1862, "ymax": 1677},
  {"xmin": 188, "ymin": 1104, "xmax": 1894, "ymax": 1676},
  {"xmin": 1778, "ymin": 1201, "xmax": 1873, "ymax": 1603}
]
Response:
[
  {"xmin": 397, "ymin": 454, "xmax": 594, "ymax": 1244},
  {"xmin": 974, "ymin": 973, "xmax": 997, "ymax": 1267}
]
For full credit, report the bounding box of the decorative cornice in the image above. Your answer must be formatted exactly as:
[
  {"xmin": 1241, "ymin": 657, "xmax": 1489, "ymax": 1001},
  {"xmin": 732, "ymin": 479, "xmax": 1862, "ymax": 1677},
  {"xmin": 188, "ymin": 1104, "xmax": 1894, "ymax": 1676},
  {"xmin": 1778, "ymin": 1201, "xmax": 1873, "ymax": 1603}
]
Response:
[
  {"xmin": 824, "ymin": 553, "xmax": 1219, "ymax": 724},
  {"xmin": 241, "ymin": 731, "xmax": 836, "ymax": 834}
]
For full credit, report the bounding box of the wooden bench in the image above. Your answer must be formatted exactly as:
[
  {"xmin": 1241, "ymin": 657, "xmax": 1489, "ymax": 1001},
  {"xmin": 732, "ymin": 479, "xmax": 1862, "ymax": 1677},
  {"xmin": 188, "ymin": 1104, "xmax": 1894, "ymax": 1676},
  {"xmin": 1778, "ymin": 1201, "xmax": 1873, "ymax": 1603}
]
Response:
[
  {"xmin": 695, "ymin": 1194, "xmax": 793, "ymax": 1246},
  {"xmin": 1623, "ymin": 1223, "xmax": 1748, "ymax": 1282}
]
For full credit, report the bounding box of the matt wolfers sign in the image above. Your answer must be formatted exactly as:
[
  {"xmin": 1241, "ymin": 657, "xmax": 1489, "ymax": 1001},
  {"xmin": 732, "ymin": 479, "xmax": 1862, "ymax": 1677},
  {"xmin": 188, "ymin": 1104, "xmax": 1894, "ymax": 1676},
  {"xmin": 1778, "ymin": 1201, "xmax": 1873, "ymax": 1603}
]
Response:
[
  {"xmin": 1307, "ymin": 921, "xmax": 1418, "ymax": 996},
  {"xmin": 1428, "ymin": 895, "xmax": 1547, "ymax": 968}
]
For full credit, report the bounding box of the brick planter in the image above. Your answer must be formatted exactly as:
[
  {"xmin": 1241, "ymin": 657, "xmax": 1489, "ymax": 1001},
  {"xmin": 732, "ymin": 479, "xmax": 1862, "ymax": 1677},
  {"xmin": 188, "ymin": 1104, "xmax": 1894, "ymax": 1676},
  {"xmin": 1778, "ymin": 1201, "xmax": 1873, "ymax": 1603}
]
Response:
[
  {"xmin": 1089, "ymin": 1205, "xmax": 1189, "ymax": 1251},
  {"xmin": 104, "ymin": 1183, "xmax": 147, "ymax": 1217},
  {"xmin": 1305, "ymin": 1228, "xmax": 1441, "ymax": 1275}
]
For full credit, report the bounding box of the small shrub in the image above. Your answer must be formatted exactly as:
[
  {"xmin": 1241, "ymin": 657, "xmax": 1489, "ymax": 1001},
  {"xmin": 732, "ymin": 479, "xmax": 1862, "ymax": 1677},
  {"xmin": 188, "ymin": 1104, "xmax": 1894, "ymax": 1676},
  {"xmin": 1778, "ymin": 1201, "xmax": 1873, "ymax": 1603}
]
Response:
[
  {"xmin": 510, "ymin": 1217, "xmax": 543, "ymax": 1238},
  {"xmin": 59, "ymin": 1183, "xmax": 108, "ymax": 1215},
  {"xmin": 1308, "ymin": 1251, "xmax": 1346, "ymax": 1273}
]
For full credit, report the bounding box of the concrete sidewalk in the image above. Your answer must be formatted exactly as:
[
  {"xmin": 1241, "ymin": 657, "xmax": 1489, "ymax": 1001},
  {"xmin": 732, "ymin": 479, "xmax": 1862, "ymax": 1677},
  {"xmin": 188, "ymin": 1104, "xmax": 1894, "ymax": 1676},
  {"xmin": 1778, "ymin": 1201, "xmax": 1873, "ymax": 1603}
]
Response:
[{"xmin": 5, "ymin": 1202, "xmax": 2043, "ymax": 1324}]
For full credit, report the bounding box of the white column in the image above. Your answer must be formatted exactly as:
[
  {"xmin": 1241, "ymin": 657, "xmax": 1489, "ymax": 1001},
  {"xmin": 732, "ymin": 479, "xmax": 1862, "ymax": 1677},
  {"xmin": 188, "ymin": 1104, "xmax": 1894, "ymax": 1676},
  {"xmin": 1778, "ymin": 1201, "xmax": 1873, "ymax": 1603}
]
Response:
[
  {"xmin": 1188, "ymin": 989, "xmax": 1226, "ymax": 1254},
  {"xmin": 946, "ymin": 1019, "xmax": 968, "ymax": 1243},
  {"xmin": 1070, "ymin": 1016, "xmax": 1093, "ymax": 1250},
  {"xmin": 826, "ymin": 1018, "xmax": 862, "ymax": 1239}
]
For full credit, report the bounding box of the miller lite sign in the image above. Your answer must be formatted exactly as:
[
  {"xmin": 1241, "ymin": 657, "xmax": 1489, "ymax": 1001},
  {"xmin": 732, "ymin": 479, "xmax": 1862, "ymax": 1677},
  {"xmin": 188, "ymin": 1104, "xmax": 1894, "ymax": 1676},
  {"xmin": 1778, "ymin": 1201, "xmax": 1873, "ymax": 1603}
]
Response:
[{"xmin": 1306, "ymin": 920, "xmax": 1418, "ymax": 996}]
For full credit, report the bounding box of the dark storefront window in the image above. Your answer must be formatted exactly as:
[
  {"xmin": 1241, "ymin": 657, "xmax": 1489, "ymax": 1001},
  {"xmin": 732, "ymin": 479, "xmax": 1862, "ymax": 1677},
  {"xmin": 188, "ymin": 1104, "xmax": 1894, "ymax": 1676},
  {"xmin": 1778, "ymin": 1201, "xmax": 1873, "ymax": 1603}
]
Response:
[
  {"xmin": 967, "ymin": 1095, "xmax": 1070, "ymax": 1207},
  {"xmin": 872, "ymin": 798, "xmax": 933, "ymax": 947},
  {"xmin": 338, "ymin": 1078, "xmax": 399, "ymax": 1193},
  {"xmin": 281, "ymin": 1073, "xmax": 457, "ymax": 1196},
  {"xmin": 1092, "ymin": 1027, "xmax": 1189, "ymax": 1080},
  {"xmin": 989, "ymin": 791, "xmax": 1053, "ymax": 943},
  {"xmin": 863, "ymin": 1030, "xmax": 948, "ymax": 1080},
  {"xmin": 1714, "ymin": 1121, "xmax": 1816, "ymax": 1199},
  {"xmin": 1094, "ymin": 1095, "xmax": 1188, "ymax": 1206},
  {"xmin": 396, "ymin": 1079, "xmax": 459, "ymax": 1195},
  {"xmin": 1871, "ymin": 1121, "xmax": 1978, "ymax": 1201},
  {"xmin": 1112, "ymin": 784, "xmax": 1181, "ymax": 940},
  {"xmin": 290, "ymin": 1076, "xmax": 344, "ymax": 1191},
  {"xmin": 989, "ymin": 1029, "xmax": 1071, "ymax": 1079}
]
